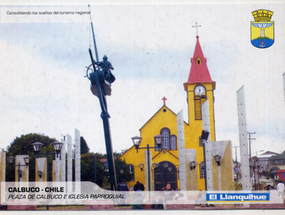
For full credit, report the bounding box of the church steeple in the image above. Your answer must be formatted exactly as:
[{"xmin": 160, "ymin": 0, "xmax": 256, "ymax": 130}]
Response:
[{"xmin": 184, "ymin": 36, "xmax": 215, "ymax": 90}]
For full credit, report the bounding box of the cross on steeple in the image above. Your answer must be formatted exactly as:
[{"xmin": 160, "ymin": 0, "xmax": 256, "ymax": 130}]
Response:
[
  {"xmin": 192, "ymin": 22, "xmax": 201, "ymax": 37},
  {"xmin": 162, "ymin": 97, "xmax": 167, "ymax": 106}
]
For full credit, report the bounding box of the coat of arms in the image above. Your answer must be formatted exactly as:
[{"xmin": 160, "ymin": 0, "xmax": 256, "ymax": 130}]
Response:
[{"xmin": 251, "ymin": 9, "xmax": 274, "ymax": 48}]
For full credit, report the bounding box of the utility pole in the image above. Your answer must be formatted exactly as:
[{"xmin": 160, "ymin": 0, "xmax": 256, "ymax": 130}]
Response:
[
  {"xmin": 233, "ymin": 146, "xmax": 239, "ymax": 164},
  {"xmin": 248, "ymin": 132, "xmax": 256, "ymax": 162}
]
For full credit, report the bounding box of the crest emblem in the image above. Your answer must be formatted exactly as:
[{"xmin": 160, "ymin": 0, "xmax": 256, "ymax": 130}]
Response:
[{"xmin": 251, "ymin": 9, "xmax": 274, "ymax": 48}]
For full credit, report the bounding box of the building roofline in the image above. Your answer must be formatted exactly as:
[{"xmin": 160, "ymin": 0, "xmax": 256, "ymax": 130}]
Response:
[
  {"xmin": 139, "ymin": 105, "xmax": 186, "ymax": 131},
  {"xmin": 152, "ymin": 148, "xmax": 179, "ymax": 160}
]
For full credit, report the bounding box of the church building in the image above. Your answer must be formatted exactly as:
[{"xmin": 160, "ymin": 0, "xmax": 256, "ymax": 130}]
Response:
[{"xmin": 120, "ymin": 35, "xmax": 216, "ymax": 191}]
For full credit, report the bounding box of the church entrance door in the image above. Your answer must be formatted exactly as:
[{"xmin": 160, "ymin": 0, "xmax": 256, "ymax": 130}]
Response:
[{"xmin": 154, "ymin": 161, "xmax": 177, "ymax": 191}]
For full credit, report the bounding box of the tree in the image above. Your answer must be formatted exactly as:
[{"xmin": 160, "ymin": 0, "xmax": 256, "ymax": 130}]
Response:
[
  {"xmin": 80, "ymin": 137, "xmax": 90, "ymax": 154},
  {"xmin": 113, "ymin": 151, "xmax": 123, "ymax": 157},
  {"xmin": 90, "ymin": 152, "xmax": 132, "ymax": 188},
  {"xmin": 5, "ymin": 134, "xmax": 132, "ymax": 189},
  {"xmin": 6, "ymin": 133, "xmax": 56, "ymax": 182},
  {"xmin": 80, "ymin": 152, "xmax": 109, "ymax": 188},
  {"xmin": 120, "ymin": 148, "xmax": 129, "ymax": 155},
  {"xmin": 115, "ymin": 157, "xmax": 132, "ymax": 183}
]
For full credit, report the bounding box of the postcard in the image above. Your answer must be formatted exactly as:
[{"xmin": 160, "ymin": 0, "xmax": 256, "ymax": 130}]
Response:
[{"xmin": 0, "ymin": 1, "xmax": 284, "ymax": 214}]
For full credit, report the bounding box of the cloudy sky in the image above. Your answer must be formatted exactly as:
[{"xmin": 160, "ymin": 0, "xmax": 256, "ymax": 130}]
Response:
[{"xmin": 0, "ymin": 1, "xmax": 285, "ymax": 161}]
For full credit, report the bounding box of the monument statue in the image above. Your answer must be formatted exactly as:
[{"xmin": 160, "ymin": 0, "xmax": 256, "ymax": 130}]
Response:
[{"xmin": 95, "ymin": 55, "xmax": 115, "ymax": 84}]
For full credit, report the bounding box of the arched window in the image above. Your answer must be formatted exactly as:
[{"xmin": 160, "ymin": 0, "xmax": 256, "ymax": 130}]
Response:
[
  {"xmin": 196, "ymin": 56, "xmax": 201, "ymax": 65},
  {"xmin": 170, "ymin": 135, "xmax": 177, "ymax": 150},
  {"xmin": 200, "ymin": 161, "xmax": 205, "ymax": 179},
  {"xmin": 161, "ymin": 128, "xmax": 170, "ymax": 150},
  {"xmin": 128, "ymin": 164, "xmax": 134, "ymax": 181},
  {"xmin": 194, "ymin": 97, "xmax": 202, "ymax": 120},
  {"xmin": 194, "ymin": 85, "xmax": 206, "ymax": 120}
]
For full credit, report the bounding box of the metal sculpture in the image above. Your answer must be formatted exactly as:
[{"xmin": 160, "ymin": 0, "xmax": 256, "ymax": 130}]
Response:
[{"xmin": 85, "ymin": 5, "xmax": 117, "ymax": 190}]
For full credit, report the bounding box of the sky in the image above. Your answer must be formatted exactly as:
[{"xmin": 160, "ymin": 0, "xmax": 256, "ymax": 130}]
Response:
[{"xmin": 0, "ymin": 1, "xmax": 285, "ymax": 161}]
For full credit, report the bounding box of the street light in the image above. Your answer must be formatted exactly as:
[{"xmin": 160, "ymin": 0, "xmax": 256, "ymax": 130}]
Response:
[
  {"xmin": 31, "ymin": 141, "xmax": 63, "ymax": 180},
  {"xmin": 7, "ymin": 156, "xmax": 31, "ymax": 182},
  {"xmin": 31, "ymin": 141, "xmax": 63, "ymax": 210},
  {"xmin": 154, "ymin": 135, "xmax": 164, "ymax": 151},
  {"xmin": 7, "ymin": 155, "xmax": 31, "ymax": 166},
  {"xmin": 139, "ymin": 163, "xmax": 144, "ymax": 171},
  {"xmin": 52, "ymin": 141, "xmax": 64, "ymax": 156},
  {"xmin": 7, "ymin": 156, "xmax": 14, "ymax": 165},
  {"xmin": 31, "ymin": 142, "xmax": 44, "ymax": 153},
  {"xmin": 214, "ymin": 155, "xmax": 221, "ymax": 166},
  {"xmin": 152, "ymin": 163, "xmax": 158, "ymax": 169},
  {"xmin": 131, "ymin": 136, "xmax": 142, "ymax": 152},
  {"xmin": 200, "ymin": 130, "xmax": 209, "ymax": 146},
  {"xmin": 38, "ymin": 170, "xmax": 43, "ymax": 179},
  {"xmin": 190, "ymin": 161, "xmax": 196, "ymax": 170},
  {"xmin": 24, "ymin": 157, "xmax": 31, "ymax": 166},
  {"xmin": 131, "ymin": 135, "xmax": 163, "ymax": 194}
]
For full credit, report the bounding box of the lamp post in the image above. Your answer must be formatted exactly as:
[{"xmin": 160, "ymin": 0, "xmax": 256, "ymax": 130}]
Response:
[
  {"xmin": 7, "ymin": 156, "xmax": 31, "ymax": 182},
  {"xmin": 131, "ymin": 135, "xmax": 163, "ymax": 193},
  {"xmin": 139, "ymin": 163, "xmax": 144, "ymax": 171},
  {"xmin": 31, "ymin": 141, "xmax": 63, "ymax": 179},
  {"xmin": 152, "ymin": 163, "xmax": 158, "ymax": 169},
  {"xmin": 31, "ymin": 141, "xmax": 63, "ymax": 210},
  {"xmin": 152, "ymin": 162, "xmax": 158, "ymax": 189},
  {"xmin": 38, "ymin": 170, "xmax": 43, "ymax": 179}
]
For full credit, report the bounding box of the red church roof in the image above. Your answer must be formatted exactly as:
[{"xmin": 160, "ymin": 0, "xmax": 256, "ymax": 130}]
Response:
[{"xmin": 184, "ymin": 36, "xmax": 215, "ymax": 90}]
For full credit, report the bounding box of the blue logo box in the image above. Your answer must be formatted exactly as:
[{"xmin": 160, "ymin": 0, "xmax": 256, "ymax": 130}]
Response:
[{"xmin": 206, "ymin": 193, "xmax": 270, "ymax": 202}]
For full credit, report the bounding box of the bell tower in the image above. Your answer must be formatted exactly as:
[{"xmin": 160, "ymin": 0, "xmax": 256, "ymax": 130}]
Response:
[
  {"xmin": 183, "ymin": 35, "xmax": 216, "ymax": 190},
  {"xmin": 184, "ymin": 35, "xmax": 216, "ymax": 141},
  {"xmin": 183, "ymin": 35, "xmax": 216, "ymax": 191}
]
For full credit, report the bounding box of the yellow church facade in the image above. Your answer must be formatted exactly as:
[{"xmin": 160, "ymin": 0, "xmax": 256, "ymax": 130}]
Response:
[{"xmin": 120, "ymin": 36, "xmax": 217, "ymax": 191}]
